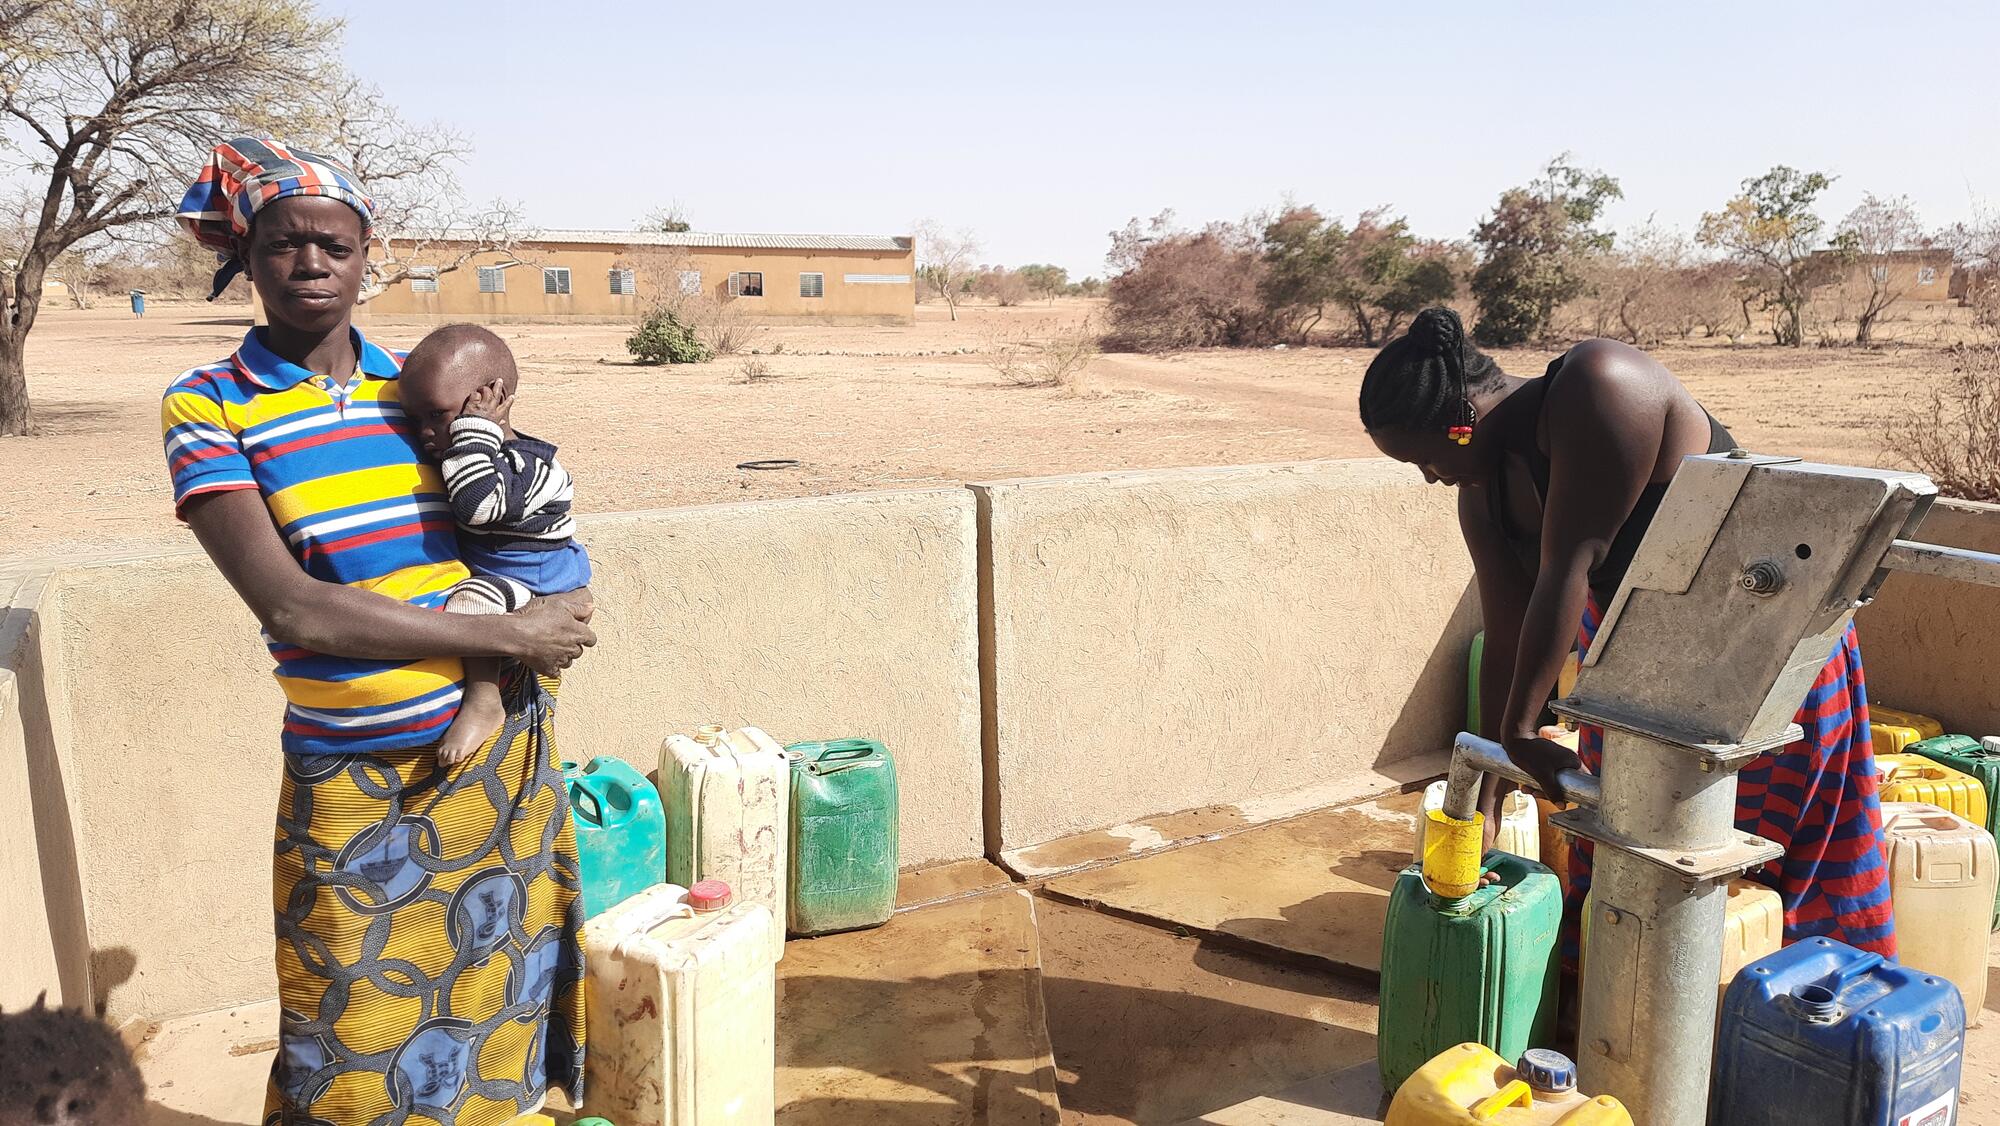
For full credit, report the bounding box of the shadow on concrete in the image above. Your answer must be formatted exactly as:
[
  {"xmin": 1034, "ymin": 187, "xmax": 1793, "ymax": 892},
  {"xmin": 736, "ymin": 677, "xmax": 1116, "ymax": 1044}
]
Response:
[
  {"xmin": 777, "ymin": 969, "xmax": 1061, "ymax": 1125},
  {"xmin": 9, "ymin": 603, "xmax": 95, "ymax": 1010},
  {"xmin": 146, "ymin": 1104, "xmax": 247, "ymax": 1126},
  {"xmin": 1041, "ymin": 967, "xmax": 1377, "ymax": 1122},
  {"xmin": 181, "ymin": 318, "xmax": 255, "ymax": 327},
  {"xmin": 1036, "ymin": 898, "xmax": 1379, "ymax": 1124},
  {"xmin": 93, "ymin": 946, "xmax": 139, "ymax": 1014},
  {"xmin": 1376, "ymin": 579, "xmax": 1480, "ymax": 770}
]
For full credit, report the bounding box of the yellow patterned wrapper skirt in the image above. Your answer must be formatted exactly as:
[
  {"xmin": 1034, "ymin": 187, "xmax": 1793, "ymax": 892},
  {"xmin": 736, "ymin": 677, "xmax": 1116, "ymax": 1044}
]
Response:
[{"xmin": 265, "ymin": 671, "xmax": 587, "ymax": 1125}]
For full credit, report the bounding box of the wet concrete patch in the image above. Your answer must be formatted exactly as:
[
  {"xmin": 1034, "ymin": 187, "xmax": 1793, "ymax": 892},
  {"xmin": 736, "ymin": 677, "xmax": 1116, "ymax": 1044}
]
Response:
[
  {"xmin": 1000, "ymin": 755, "xmax": 1445, "ymax": 882},
  {"xmin": 1037, "ymin": 899, "xmax": 1378, "ymax": 1124},
  {"xmin": 778, "ymin": 888, "xmax": 1061, "ymax": 1124},
  {"xmin": 896, "ymin": 858, "xmax": 1015, "ymax": 910},
  {"xmin": 1041, "ymin": 795, "xmax": 1422, "ymax": 977}
]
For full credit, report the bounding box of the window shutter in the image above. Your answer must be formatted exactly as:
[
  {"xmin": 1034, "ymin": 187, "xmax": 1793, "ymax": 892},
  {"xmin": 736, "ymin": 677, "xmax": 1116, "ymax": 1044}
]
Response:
[
  {"xmin": 478, "ymin": 267, "xmax": 505, "ymax": 294},
  {"xmin": 800, "ymin": 272, "xmax": 824, "ymax": 298}
]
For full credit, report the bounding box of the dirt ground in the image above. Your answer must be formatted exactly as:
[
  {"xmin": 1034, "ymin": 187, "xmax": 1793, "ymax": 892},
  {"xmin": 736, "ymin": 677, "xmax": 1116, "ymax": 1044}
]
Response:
[{"xmin": 0, "ymin": 298, "xmax": 1968, "ymax": 563}]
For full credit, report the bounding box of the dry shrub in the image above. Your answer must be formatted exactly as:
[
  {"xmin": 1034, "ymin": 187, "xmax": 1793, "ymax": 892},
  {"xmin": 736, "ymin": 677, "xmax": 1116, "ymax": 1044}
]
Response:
[
  {"xmin": 625, "ymin": 244, "xmax": 765, "ymax": 356},
  {"xmin": 972, "ymin": 266, "xmax": 1031, "ymax": 307},
  {"xmin": 1887, "ymin": 341, "xmax": 2000, "ymax": 501},
  {"xmin": 1103, "ymin": 216, "xmax": 1269, "ymax": 351},
  {"xmin": 682, "ymin": 294, "xmax": 764, "ymax": 356},
  {"xmin": 986, "ymin": 319, "xmax": 1099, "ymax": 395},
  {"xmin": 738, "ymin": 357, "xmax": 776, "ymax": 383}
]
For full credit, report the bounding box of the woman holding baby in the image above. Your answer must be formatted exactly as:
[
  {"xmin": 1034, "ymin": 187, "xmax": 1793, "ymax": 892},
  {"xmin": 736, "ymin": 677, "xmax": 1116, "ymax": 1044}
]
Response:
[{"xmin": 164, "ymin": 139, "xmax": 594, "ymax": 1124}]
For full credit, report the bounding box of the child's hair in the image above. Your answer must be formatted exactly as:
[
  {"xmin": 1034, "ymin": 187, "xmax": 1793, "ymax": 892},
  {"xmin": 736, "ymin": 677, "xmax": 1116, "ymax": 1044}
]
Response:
[
  {"xmin": 0, "ymin": 996, "xmax": 146, "ymax": 1126},
  {"xmin": 1358, "ymin": 306, "xmax": 1503, "ymax": 432},
  {"xmin": 404, "ymin": 323, "xmax": 519, "ymax": 391}
]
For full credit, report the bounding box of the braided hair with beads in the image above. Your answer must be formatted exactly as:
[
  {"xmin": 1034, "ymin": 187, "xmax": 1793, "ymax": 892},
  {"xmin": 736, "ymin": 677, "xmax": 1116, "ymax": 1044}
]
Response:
[{"xmin": 1358, "ymin": 307, "xmax": 1503, "ymax": 438}]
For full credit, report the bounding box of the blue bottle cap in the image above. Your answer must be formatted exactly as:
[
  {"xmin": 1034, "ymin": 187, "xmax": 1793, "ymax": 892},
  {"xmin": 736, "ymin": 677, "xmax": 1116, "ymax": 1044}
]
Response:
[{"xmin": 1517, "ymin": 1048, "xmax": 1577, "ymax": 1093}]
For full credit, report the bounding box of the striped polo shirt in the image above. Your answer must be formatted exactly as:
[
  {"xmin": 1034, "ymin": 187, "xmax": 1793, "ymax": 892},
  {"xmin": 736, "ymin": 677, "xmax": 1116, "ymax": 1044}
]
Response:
[{"xmin": 162, "ymin": 329, "xmax": 471, "ymax": 755}]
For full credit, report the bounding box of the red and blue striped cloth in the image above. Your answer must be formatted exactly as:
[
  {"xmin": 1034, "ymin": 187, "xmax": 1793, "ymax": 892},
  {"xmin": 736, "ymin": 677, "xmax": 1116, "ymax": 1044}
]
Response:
[{"xmin": 1565, "ymin": 597, "xmax": 1897, "ymax": 962}]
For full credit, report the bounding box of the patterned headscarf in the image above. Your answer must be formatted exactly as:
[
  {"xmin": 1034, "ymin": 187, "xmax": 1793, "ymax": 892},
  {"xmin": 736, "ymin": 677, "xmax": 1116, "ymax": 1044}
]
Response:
[{"xmin": 176, "ymin": 138, "xmax": 374, "ymax": 300}]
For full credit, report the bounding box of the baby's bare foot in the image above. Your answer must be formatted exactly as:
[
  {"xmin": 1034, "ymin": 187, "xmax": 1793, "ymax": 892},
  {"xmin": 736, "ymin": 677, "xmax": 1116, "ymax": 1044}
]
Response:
[{"xmin": 438, "ymin": 684, "xmax": 506, "ymax": 766}]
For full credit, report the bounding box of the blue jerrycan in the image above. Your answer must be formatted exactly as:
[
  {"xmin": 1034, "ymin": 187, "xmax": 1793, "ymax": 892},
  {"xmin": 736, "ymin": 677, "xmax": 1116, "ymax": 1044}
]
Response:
[
  {"xmin": 1713, "ymin": 936, "xmax": 1965, "ymax": 1126},
  {"xmin": 564, "ymin": 757, "xmax": 667, "ymax": 920}
]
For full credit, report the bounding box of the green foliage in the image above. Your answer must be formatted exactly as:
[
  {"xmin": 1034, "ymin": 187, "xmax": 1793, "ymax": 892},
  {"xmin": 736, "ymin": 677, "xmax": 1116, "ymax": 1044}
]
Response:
[
  {"xmin": 1017, "ymin": 263, "xmax": 1070, "ymax": 301},
  {"xmin": 1332, "ymin": 208, "xmax": 1459, "ymax": 345},
  {"xmin": 626, "ymin": 306, "xmax": 712, "ymax": 364},
  {"xmin": 1698, "ymin": 166, "xmax": 1836, "ymax": 346},
  {"xmin": 1259, "ymin": 206, "xmax": 1345, "ymax": 341},
  {"xmin": 1470, "ymin": 154, "xmax": 1622, "ymax": 346}
]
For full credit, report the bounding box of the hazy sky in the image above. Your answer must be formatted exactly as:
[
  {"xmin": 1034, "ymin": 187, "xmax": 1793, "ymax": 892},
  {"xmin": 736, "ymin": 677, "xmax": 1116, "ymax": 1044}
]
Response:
[{"xmin": 326, "ymin": 0, "xmax": 2000, "ymax": 277}]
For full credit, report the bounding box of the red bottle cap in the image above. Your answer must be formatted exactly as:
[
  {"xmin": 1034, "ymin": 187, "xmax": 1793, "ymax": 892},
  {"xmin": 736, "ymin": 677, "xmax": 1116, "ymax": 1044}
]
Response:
[{"xmin": 688, "ymin": 880, "xmax": 732, "ymax": 912}]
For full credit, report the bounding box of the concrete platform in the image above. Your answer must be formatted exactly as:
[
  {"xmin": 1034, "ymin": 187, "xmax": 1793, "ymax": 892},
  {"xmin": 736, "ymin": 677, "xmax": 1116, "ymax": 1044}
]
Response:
[
  {"xmin": 898, "ymin": 857, "xmax": 1016, "ymax": 910},
  {"xmin": 1178, "ymin": 1062, "xmax": 1386, "ymax": 1125},
  {"xmin": 778, "ymin": 887, "xmax": 1062, "ymax": 1124},
  {"xmin": 1037, "ymin": 899, "xmax": 1378, "ymax": 1125},
  {"xmin": 1001, "ymin": 754, "xmax": 1443, "ymax": 881},
  {"xmin": 1041, "ymin": 794, "xmax": 1421, "ymax": 977},
  {"xmin": 131, "ymin": 1001, "xmax": 273, "ymax": 1126}
]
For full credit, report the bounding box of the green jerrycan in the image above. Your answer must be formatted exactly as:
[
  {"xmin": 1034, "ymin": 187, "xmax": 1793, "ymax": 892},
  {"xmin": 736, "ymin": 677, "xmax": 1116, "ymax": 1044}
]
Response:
[
  {"xmin": 565, "ymin": 756, "xmax": 667, "ymax": 920},
  {"xmin": 785, "ymin": 739, "xmax": 900, "ymax": 937},
  {"xmin": 1378, "ymin": 851, "xmax": 1562, "ymax": 1096}
]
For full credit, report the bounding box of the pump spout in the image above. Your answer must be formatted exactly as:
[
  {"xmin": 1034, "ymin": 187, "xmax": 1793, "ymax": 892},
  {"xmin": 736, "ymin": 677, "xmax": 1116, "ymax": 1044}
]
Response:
[
  {"xmin": 1420, "ymin": 733, "xmax": 1600, "ymax": 900},
  {"xmin": 1442, "ymin": 732, "xmax": 1601, "ymax": 820}
]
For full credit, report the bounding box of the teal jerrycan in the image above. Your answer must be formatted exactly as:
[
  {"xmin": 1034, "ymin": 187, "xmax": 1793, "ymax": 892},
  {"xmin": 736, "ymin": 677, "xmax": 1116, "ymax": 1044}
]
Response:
[
  {"xmin": 564, "ymin": 757, "xmax": 666, "ymax": 920},
  {"xmin": 785, "ymin": 739, "xmax": 900, "ymax": 937},
  {"xmin": 1378, "ymin": 851, "xmax": 1562, "ymax": 1096}
]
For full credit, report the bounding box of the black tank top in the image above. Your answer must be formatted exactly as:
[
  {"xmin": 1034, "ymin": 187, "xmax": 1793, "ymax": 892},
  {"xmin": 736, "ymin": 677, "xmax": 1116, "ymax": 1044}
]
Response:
[{"xmin": 1489, "ymin": 352, "xmax": 1735, "ymax": 599}]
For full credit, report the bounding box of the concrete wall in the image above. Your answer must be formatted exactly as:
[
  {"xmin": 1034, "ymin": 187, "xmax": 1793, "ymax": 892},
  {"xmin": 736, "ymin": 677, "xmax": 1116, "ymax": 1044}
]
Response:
[
  {"xmin": 24, "ymin": 488, "xmax": 980, "ymax": 1022},
  {"xmin": 557, "ymin": 489, "xmax": 985, "ymax": 865},
  {"xmin": 1, "ymin": 459, "xmax": 1487, "ymax": 1020},
  {"xmin": 1860, "ymin": 498, "xmax": 2000, "ymax": 736},
  {"xmin": 974, "ymin": 461, "xmax": 1476, "ymax": 851},
  {"xmin": 0, "ymin": 575, "xmax": 91, "ymax": 1012},
  {"xmin": 361, "ymin": 241, "xmax": 917, "ymax": 322}
]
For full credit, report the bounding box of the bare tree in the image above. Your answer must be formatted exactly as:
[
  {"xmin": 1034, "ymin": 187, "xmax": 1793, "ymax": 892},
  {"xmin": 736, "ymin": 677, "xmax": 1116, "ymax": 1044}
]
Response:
[
  {"xmin": 0, "ymin": 0, "xmax": 342, "ymax": 435},
  {"xmin": 309, "ymin": 78, "xmax": 536, "ymax": 304},
  {"xmin": 1833, "ymin": 194, "xmax": 1927, "ymax": 345},
  {"xmin": 1939, "ymin": 208, "xmax": 2000, "ymax": 331},
  {"xmin": 640, "ymin": 203, "xmax": 692, "ymax": 233},
  {"xmin": 913, "ymin": 220, "xmax": 979, "ymax": 320}
]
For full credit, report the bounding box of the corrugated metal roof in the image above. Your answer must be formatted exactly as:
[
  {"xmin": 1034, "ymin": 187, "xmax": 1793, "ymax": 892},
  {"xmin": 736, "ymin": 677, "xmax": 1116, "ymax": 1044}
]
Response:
[{"xmin": 414, "ymin": 229, "xmax": 911, "ymax": 252}]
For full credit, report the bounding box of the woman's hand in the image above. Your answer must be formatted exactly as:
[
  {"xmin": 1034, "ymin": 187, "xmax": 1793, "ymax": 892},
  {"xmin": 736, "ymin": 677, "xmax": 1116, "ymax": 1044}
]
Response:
[
  {"xmin": 1503, "ymin": 729, "xmax": 1583, "ymax": 803},
  {"xmin": 508, "ymin": 588, "xmax": 597, "ymax": 676}
]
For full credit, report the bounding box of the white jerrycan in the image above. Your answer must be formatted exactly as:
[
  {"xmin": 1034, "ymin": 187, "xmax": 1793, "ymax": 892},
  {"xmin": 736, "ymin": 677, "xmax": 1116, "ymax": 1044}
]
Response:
[
  {"xmin": 581, "ymin": 881, "xmax": 777, "ymax": 1126},
  {"xmin": 661, "ymin": 724, "xmax": 789, "ymax": 962}
]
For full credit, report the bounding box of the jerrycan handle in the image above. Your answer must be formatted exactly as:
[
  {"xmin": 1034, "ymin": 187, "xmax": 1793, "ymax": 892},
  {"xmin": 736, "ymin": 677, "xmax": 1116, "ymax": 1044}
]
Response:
[
  {"xmin": 570, "ymin": 782, "xmax": 606, "ymax": 827},
  {"xmin": 811, "ymin": 741, "xmax": 880, "ymax": 775},
  {"xmin": 568, "ymin": 778, "xmax": 635, "ymax": 829},
  {"xmin": 1471, "ymin": 1080, "xmax": 1534, "ymax": 1117},
  {"xmin": 1816, "ymin": 946, "xmax": 1887, "ymax": 989}
]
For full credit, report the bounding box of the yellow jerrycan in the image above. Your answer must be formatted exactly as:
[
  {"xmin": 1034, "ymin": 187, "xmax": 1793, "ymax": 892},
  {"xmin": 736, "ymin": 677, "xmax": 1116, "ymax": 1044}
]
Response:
[
  {"xmin": 1872, "ymin": 705, "xmax": 1945, "ymax": 755},
  {"xmin": 1878, "ymin": 753, "xmax": 1989, "ymax": 826},
  {"xmin": 1387, "ymin": 1043, "xmax": 1631, "ymax": 1124}
]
